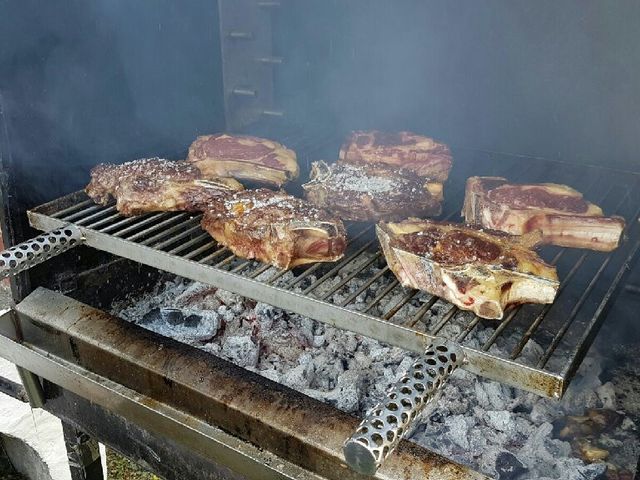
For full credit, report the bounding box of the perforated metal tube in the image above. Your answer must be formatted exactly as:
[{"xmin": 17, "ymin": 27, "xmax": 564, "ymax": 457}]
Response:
[
  {"xmin": 0, "ymin": 226, "xmax": 83, "ymax": 278},
  {"xmin": 343, "ymin": 338, "xmax": 465, "ymax": 475}
]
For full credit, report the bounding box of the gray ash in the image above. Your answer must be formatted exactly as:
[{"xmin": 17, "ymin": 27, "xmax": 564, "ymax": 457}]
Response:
[{"xmin": 113, "ymin": 272, "xmax": 639, "ymax": 479}]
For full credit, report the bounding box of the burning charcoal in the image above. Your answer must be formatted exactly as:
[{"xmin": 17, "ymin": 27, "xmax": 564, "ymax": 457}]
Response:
[
  {"xmin": 494, "ymin": 451, "xmax": 528, "ymax": 480},
  {"xmin": 555, "ymin": 409, "xmax": 623, "ymax": 440},
  {"xmin": 573, "ymin": 438, "xmax": 609, "ymax": 463},
  {"xmin": 183, "ymin": 314, "xmax": 201, "ymax": 328}
]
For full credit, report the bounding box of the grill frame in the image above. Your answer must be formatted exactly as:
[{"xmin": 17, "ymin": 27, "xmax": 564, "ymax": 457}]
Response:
[{"xmin": 26, "ymin": 144, "xmax": 640, "ymax": 399}]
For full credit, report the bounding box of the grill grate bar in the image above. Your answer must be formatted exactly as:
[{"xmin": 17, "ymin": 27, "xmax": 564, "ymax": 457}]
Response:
[
  {"xmin": 302, "ymin": 241, "xmax": 375, "ymax": 295},
  {"xmin": 510, "ymin": 252, "xmax": 589, "ymax": 359},
  {"xmin": 537, "ymin": 257, "xmax": 612, "ymax": 368},
  {"xmin": 538, "ymin": 198, "xmax": 640, "ymax": 367},
  {"xmin": 198, "ymin": 247, "xmax": 230, "ymax": 265},
  {"xmin": 152, "ymin": 223, "xmax": 204, "ymax": 251},
  {"xmin": 84, "ymin": 212, "xmax": 123, "ymax": 230},
  {"xmin": 52, "ymin": 199, "xmax": 94, "ymax": 219},
  {"xmin": 214, "ymin": 254, "xmax": 237, "ymax": 269},
  {"xmin": 61, "ymin": 203, "xmax": 108, "ymax": 222},
  {"xmin": 139, "ymin": 216, "xmax": 201, "ymax": 247},
  {"xmin": 183, "ymin": 241, "xmax": 218, "ymax": 260},
  {"xmin": 125, "ymin": 213, "xmax": 190, "ymax": 242},
  {"xmin": 319, "ymin": 253, "xmax": 382, "ymax": 301},
  {"xmin": 406, "ymin": 295, "xmax": 439, "ymax": 328},
  {"xmin": 99, "ymin": 212, "xmax": 159, "ymax": 235},
  {"xmin": 429, "ymin": 305, "xmax": 459, "ymax": 336},
  {"xmin": 249, "ymin": 263, "xmax": 273, "ymax": 279},
  {"xmin": 383, "ymin": 289, "xmax": 419, "ymax": 321},
  {"xmin": 363, "ymin": 279, "xmax": 399, "ymax": 313},
  {"xmin": 167, "ymin": 233, "xmax": 211, "ymax": 256},
  {"xmin": 339, "ymin": 266, "xmax": 390, "ymax": 307},
  {"xmin": 111, "ymin": 213, "xmax": 171, "ymax": 237},
  {"xmin": 231, "ymin": 260, "xmax": 253, "ymax": 274},
  {"xmin": 74, "ymin": 205, "xmax": 118, "ymax": 225}
]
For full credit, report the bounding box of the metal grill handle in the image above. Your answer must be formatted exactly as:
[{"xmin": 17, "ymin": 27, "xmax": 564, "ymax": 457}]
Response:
[
  {"xmin": 0, "ymin": 226, "xmax": 84, "ymax": 278},
  {"xmin": 343, "ymin": 338, "xmax": 465, "ymax": 475}
]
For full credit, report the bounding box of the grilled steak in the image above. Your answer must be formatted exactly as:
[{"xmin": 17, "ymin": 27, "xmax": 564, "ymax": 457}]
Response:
[
  {"xmin": 339, "ymin": 131, "xmax": 452, "ymax": 182},
  {"xmin": 86, "ymin": 158, "xmax": 243, "ymax": 216},
  {"xmin": 377, "ymin": 219, "xmax": 559, "ymax": 319},
  {"xmin": 463, "ymin": 177, "xmax": 625, "ymax": 251},
  {"xmin": 201, "ymin": 189, "xmax": 346, "ymax": 269},
  {"xmin": 302, "ymin": 161, "xmax": 443, "ymax": 222},
  {"xmin": 187, "ymin": 134, "xmax": 299, "ymax": 187}
]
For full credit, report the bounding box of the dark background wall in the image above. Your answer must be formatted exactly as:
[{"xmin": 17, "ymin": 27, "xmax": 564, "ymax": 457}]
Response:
[
  {"xmin": 0, "ymin": 0, "xmax": 639, "ymax": 211},
  {"xmin": 277, "ymin": 0, "xmax": 640, "ymax": 171},
  {"xmin": 0, "ymin": 0, "xmax": 225, "ymax": 205}
]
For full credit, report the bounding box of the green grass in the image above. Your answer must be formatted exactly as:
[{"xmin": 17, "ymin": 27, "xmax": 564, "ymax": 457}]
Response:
[{"xmin": 106, "ymin": 448, "xmax": 159, "ymax": 480}]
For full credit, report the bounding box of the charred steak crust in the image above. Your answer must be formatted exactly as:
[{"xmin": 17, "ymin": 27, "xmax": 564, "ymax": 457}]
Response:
[
  {"xmin": 302, "ymin": 161, "xmax": 442, "ymax": 222},
  {"xmin": 463, "ymin": 176, "xmax": 626, "ymax": 251},
  {"xmin": 85, "ymin": 157, "xmax": 243, "ymax": 216},
  {"xmin": 201, "ymin": 189, "xmax": 346, "ymax": 270},
  {"xmin": 338, "ymin": 130, "xmax": 452, "ymax": 182},
  {"xmin": 187, "ymin": 134, "xmax": 299, "ymax": 187},
  {"xmin": 377, "ymin": 219, "xmax": 559, "ymax": 320}
]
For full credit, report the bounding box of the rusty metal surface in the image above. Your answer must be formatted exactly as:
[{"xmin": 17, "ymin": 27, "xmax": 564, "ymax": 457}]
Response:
[{"xmin": 9, "ymin": 288, "xmax": 487, "ymax": 480}]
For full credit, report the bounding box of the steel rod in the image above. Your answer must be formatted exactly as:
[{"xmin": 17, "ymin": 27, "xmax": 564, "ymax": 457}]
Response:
[
  {"xmin": 249, "ymin": 263, "xmax": 273, "ymax": 279},
  {"xmin": 231, "ymin": 260, "xmax": 253, "ymax": 274},
  {"xmin": 74, "ymin": 206, "xmax": 118, "ymax": 226},
  {"xmin": 302, "ymin": 241, "xmax": 375, "ymax": 295},
  {"xmin": 214, "ymin": 254, "xmax": 237, "ymax": 269},
  {"xmin": 383, "ymin": 289, "xmax": 419, "ymax": 321},
  {"xmin": 61, "ymin": 203, "xmax": 106, "ymax": 222},
  {"xmin": 537, "ymin": 257, "xmax": 612, "ymax": 368},
  {"xmin": 125, "ymin": 214, "xmax": 190, "ymax": 242},
  {"xmin": 363, "ymin": 279, "xmax": 399, "ymax": 313},
  {"xmin": 183, "ymin": 241, "xmax": 218, "ymax": 260},
  {"xmin": 84, "ymin": 211, "xmax": 122, "ymax": 230},
  {"xmin": 152, "ymin": 224, "xmax": 204, "ymax": 251},
  {"xmin": 339, "ymin": 266, "xmax": 390, "ymax": 307},
  {"xmin": 53, "ymin": 199, "xmax": 94, "ymax": 219},
  {"xmin": 167, "ymin": 233, "xmax": 211, "ymax": 256},
  {"xmin": 429, "ymin": 305, "xmax": 459, "ymax": 336},
  {"xmin": 198, "ymin": 247, "xmax": 229, "ymax": 265},
  {"xmin": 509, "ymin": 252, "xmax": 589, "ymax": 360},
  {"xmin": 111, "ymin": 213, "xmax": 171, "ymax": 238},
  {"xmin": 100, "ymin": 212, "xmax": 159, "ymax": 235},
  {"xmin": 139, "ymin": 216, "xmax": 201, "ymax": 246},
  {"xmin": 319, "ymin": 253, "xmax": 382, "ymax": 301},
  {"xmin": 406, "ymin": 296, "xmax": 440, "ymax": 328}
]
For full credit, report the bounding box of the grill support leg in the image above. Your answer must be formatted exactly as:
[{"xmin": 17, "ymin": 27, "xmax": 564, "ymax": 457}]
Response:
[{"xmin": 62, "ymin": 423, "xmax": 104, "ymax": 480}]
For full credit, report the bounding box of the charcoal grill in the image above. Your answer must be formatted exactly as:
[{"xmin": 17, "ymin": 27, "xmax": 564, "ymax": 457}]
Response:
[
  {"xmin": 22, "ymin": 142, "xmax": 640, "ymax": 401},
  {"xmin": 0, "ymin": 135, "xmax": 635, "ymax": 475},
  {"xmin": 2, "ymin": 1, "xmax": 640, "ymax": 478}
]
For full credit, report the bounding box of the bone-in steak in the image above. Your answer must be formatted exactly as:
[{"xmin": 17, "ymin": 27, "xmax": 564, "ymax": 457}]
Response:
[
  {"xmin": 377, "ymin": 219, "xmax": 559, "ymax": 319},
  {"xmin": 339, "ymin": 131, "xmax": 453, "ymax": 182},
  {"xmin": 302, "ymin": 161, "xmax": 443, "ymax": 222},
  {"xmin": 201, "ymin": 189, "xmax": 346, "ymax": 269},
  {"xmin": 463, "ymin": 177, "xmax": 625, "ymax": 251},
  {"xmin": 187, "ymin": 134, "xmax": 299, "ymax": 187},
  {"xmin": 86, "ymin": 158, "xmax": 243, "ymax": 216}
]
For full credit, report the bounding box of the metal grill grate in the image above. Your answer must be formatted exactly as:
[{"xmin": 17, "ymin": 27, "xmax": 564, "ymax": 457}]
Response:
[{"xmin": 27, "ymin": 135, "xmax": 640, "ymax": 399}]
